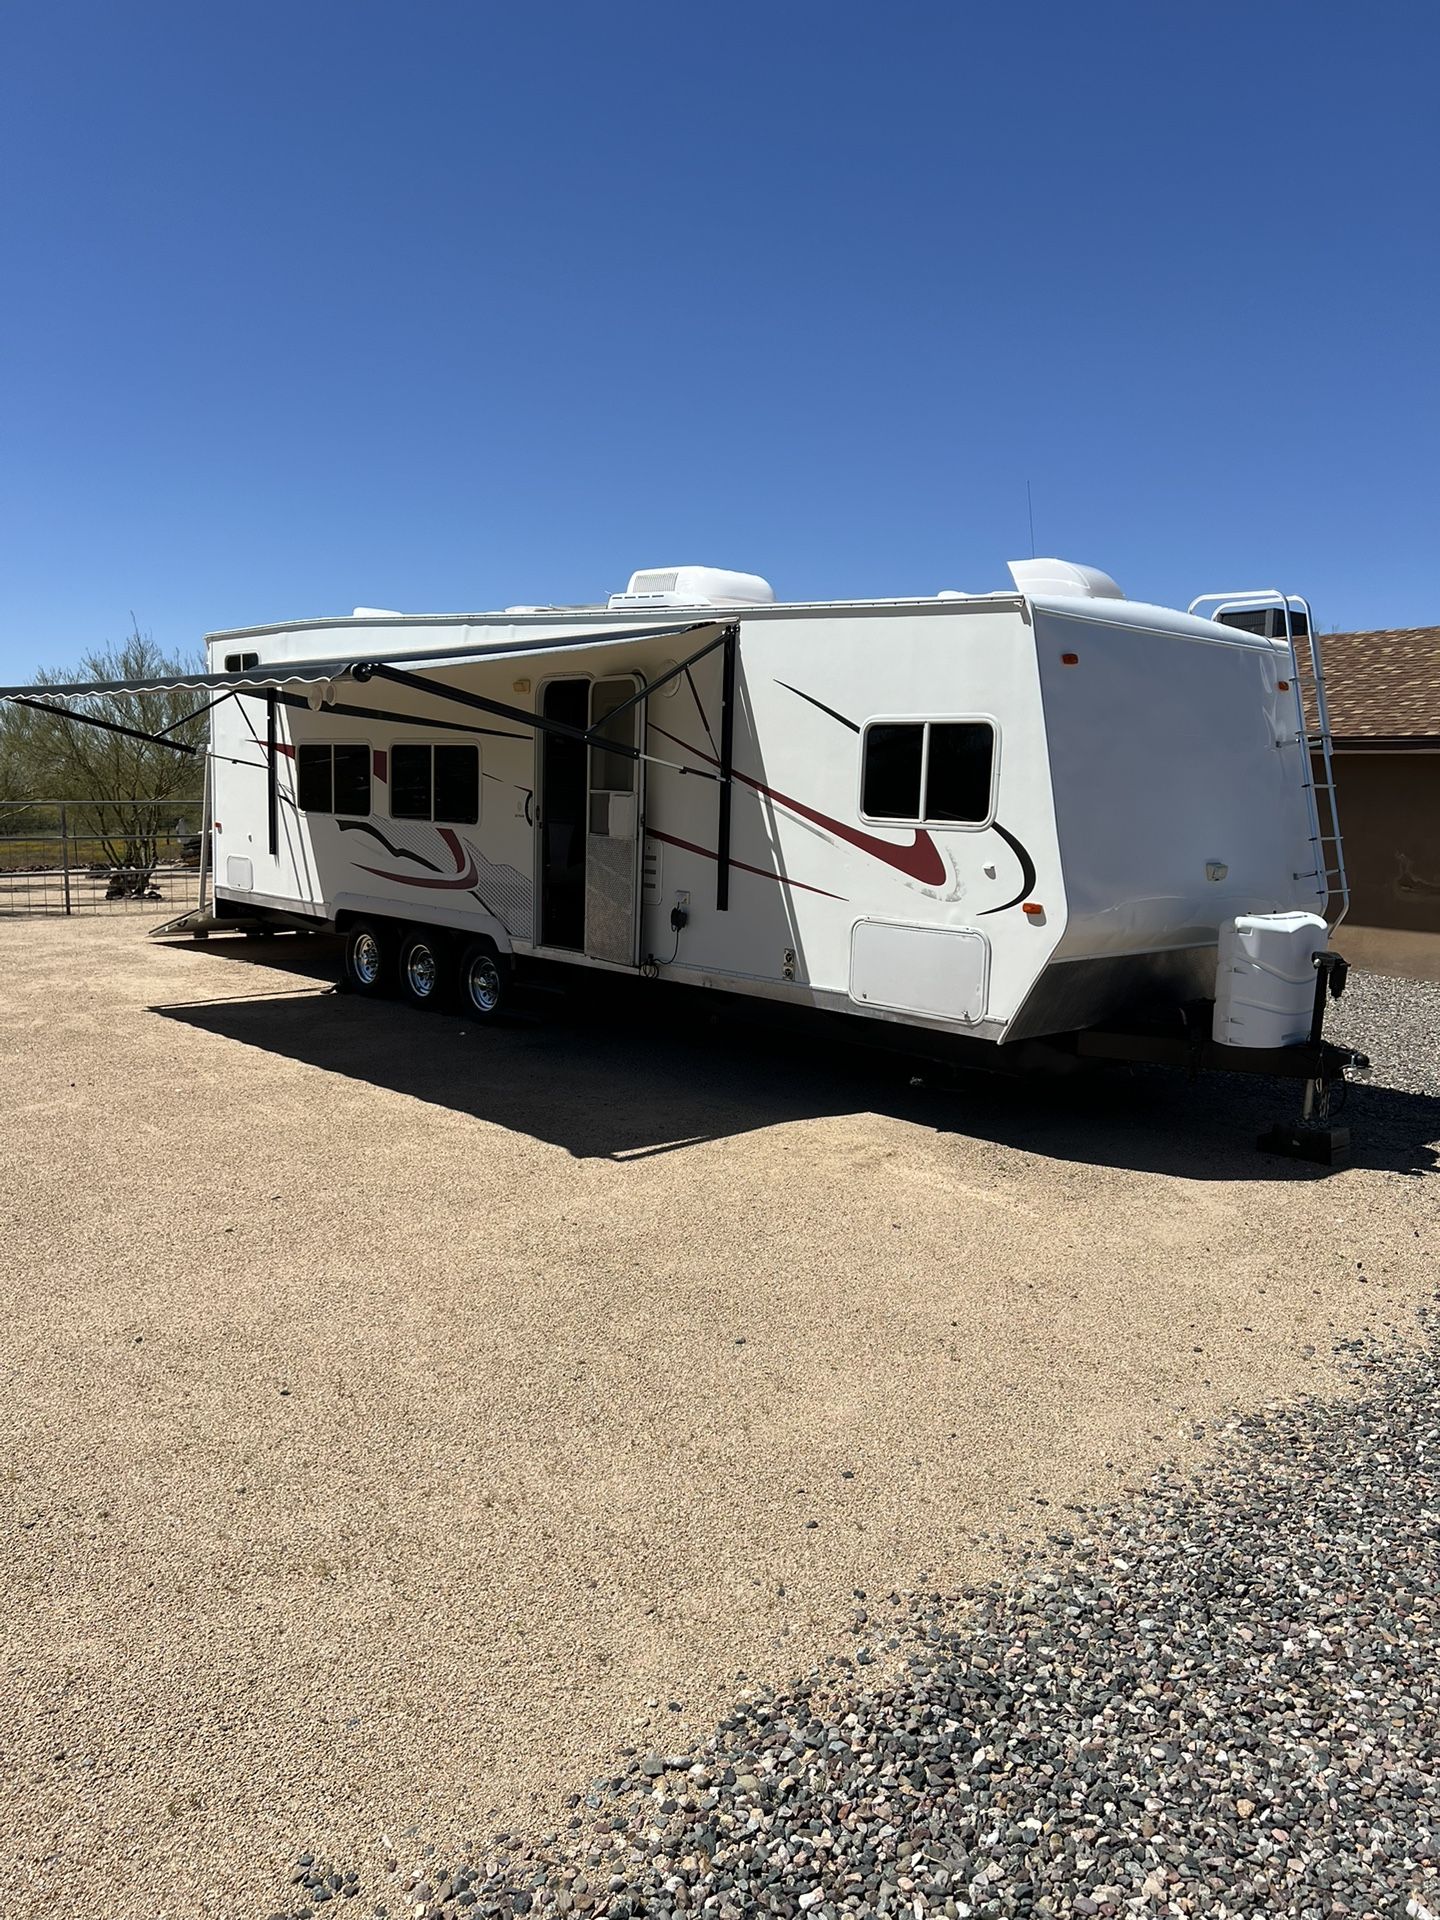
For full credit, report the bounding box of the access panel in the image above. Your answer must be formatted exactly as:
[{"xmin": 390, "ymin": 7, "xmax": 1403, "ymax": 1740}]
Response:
[{"xmin": 848, "ymin": 921, "xmax": 989, "ymax": 1025}]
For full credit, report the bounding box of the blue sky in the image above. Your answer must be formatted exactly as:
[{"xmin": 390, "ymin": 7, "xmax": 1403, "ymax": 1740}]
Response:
[{"xmin": 1, "ymin": 1, "xmax": 1436, "ymax": 677}]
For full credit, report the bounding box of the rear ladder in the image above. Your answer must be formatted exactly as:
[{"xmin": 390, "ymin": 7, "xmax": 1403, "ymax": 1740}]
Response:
[{"xmin": 1189, "ymin": 589, "xmax": 1350, "ymax": 927}]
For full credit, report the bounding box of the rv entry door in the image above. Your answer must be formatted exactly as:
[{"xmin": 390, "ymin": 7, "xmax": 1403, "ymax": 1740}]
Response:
[{"xmin": 584, "ymin": 675, "xmax": 643, "ymax": 965}]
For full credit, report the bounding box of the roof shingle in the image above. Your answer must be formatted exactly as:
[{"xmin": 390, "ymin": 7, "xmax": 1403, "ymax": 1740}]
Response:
[{"xmin": 1308, "ymin": 628, "xmax": 1440, "ymax": 742}]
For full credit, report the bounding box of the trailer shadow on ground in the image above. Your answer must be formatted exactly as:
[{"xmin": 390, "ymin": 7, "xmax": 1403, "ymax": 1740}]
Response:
[{"xmin": 150, "ymin": 945, "xmax": 1440, "ymax": 1180}]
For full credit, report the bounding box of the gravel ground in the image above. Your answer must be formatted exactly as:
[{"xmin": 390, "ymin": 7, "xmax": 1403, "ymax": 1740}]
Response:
[
  {"xmin": 1, "ymin": 921, "xmax": 1437, "ymax": 1920},
  {"xmin": 1331, "ymin": 968, "xmax": 1440, "ymax": 1099},
  {"xmin": 312, "ymin": 1316, "xmax": 1440, "ymax": 1920}
]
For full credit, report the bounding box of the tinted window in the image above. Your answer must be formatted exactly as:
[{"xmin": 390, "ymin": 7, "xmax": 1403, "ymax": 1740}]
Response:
[
  {"xmin": 862, "ymin": 724, "xmax": 923, "ymax": 819},
  {"xmin": 391, "ymin": 744, "xmax": 431, "ymax": 820},
  {"xmin": 296, "ymin": 744, "xmax": 333, "ymax": 812},
  {"xmin": 332, "ymin": 743, "xmax": 372, "ymax": 816},
  {"xmin": 298, "ymin": 743, "xmax": 371, "ymax": 816},
  {"xmin": 433, "ymin": 745, "xmax": 479, "ymax": 824},
  {"xmin": 925, "ymin": 722, "xmax": 994, "ymax": 823}
]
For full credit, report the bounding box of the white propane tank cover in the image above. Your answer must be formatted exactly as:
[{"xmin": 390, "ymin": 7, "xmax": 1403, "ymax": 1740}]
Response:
[
  {"xmin": 1006, "ymin": 558, "xmax": 1125, "ymax": 600},
  {"xmin": 608, "ymin": 566, "xmax": 776, "ymax": 609},
  {"xmin": 1212, "ymin": 912, "xmax": 1329, "ymax": 1049}
]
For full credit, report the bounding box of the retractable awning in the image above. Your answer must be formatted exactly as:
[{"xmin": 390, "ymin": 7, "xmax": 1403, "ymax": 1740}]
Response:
[
  {"xmin": 1, "ymin": 614, "xmax": 743, "ymax": 908},
  {"xmin": 0, "ymin": 618, "xmax": 726, "ymax": 701}
]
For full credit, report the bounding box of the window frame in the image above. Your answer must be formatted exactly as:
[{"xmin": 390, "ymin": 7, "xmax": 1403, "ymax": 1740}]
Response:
[
  {"xmin": 386, "ymin": 738, "xmax": 482, "ymax": 827},
  {"xmin": 295, "ymin": 740, "xmax": 373, "ymax": 818},
  {"xmin": 857, "ymin": 715, "xmax": 999, "ymax": 830}
]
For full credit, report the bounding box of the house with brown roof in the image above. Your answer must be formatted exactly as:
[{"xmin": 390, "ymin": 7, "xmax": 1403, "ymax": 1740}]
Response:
[{"xmin": 1313, "ymin": 627, "xmax": 1440, "ymax": 948}]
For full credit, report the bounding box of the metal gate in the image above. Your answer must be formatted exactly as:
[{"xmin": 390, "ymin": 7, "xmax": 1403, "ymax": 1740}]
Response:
[{"xmin": 0, "ymin": 800, "xmax": 204, "ymax": 917}]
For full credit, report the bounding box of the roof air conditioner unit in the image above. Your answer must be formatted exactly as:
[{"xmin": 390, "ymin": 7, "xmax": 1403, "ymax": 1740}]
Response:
[{"xmin": 608, "ymin": 566, "xmax": 776, "ymax": 610}]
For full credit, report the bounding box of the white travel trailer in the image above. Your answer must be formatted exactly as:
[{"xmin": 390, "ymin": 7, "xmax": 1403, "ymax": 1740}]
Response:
[{"xmin": 0, "ymin": 560, "xmax": 1362, "ymax": 1157}]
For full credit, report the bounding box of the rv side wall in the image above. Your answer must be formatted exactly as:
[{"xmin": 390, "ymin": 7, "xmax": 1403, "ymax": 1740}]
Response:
[
  {"xmin": 206, "ymin": 602, "xmax": 1067, "ymax": 1044},
  {"xmin": 1031, "ymin": 605, "xmax": 1321, "ymax": 965},
  {"xmin": 636, "ymin": 604, "xmax": 1063, "ymax": 1036}
]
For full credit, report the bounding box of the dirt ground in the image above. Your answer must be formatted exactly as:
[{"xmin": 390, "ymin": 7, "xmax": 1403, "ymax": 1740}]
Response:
[{"xmin": 1, "ymin": 918, "xmax": 1436, "ymax": 1919}]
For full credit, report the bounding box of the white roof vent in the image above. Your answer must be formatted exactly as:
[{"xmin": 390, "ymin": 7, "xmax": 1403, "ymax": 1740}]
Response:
[
  {"xmin": 351, "ymin": 606, "xmax": 404, "ymax": 618},
  {"xmin": 608, "ymin": 565, "xmax": 776, "ymax": 610},
  {"xmin": 1007, "ymin": 558, "xmax": 1124, "ymax": 601}
]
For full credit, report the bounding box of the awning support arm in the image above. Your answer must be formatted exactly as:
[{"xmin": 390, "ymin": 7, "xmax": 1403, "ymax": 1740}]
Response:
[
  {"xmin": 358, "ymin": 662, "xmax": 608, "ymax": 750},
  {"xmin": 578, "ymin": 625, "xmax": 732, "ymax": 729},
  {"xmin": 266, "ymin": 692, "xmax": 279, "ymax": 857},
  {"xmin": 5, "ymin": 696, "xmax": 199, "ymax": 756},
  {"xmin": 358, "ymin": 622, "xmax": 734, "ymax": 761},
  {"xmin": 155, "ymin": 690, "xmax": 235, "ymax": 738},
  {"xmin": 716, "ymin": 624, "xmax": 737, "ymax": 910}
]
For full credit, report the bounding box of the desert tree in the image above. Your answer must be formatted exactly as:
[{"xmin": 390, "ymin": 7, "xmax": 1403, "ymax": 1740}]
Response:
[{"xmin": 0, "ymin": 625, "xmax": 208, "ymax": 876}]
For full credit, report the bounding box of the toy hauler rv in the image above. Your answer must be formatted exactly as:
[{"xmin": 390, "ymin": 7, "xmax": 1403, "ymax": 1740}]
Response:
[{"xmin": 0, "ymin": 559, "xmax": 1363, "ymax": 1159}]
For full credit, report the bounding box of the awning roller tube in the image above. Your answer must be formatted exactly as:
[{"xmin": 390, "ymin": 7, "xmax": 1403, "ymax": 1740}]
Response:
[{"xmin": 0, "ymin": 619, "xmax": 727, "ymax": 702}]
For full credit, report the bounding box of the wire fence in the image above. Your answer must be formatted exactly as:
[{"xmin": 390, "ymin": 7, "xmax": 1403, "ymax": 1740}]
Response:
[{"xmin": 0, "ymin": 800, "xmax": 206, "ymax": 917}]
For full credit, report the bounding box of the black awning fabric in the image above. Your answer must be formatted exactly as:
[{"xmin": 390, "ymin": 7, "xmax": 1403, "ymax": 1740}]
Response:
[{"xmin": 0, "ymin": 619, "xmax": 725, "ymax": 702}]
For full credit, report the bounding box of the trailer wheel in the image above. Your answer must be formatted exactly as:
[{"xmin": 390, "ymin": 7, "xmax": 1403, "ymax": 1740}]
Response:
[
  {"xmin": 459, "ymin": 938, "xmax": 508, "ymax": 1019},
  {"xmin": 344, "ymin": 919, "xmax": 392, "ymax": 996},
  {"xmin": 399, "ymin": 928, "xmax": 448, "ymax": 1010}
]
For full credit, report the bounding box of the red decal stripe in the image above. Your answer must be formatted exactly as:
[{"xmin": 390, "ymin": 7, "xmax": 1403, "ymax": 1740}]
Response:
[
  {"xmin": 355, "ymin": 827, "xmax": 479, "ymax": 891},
  {"xmin": 648, "ymin": 724, "xmax": 945, "ymax": 887},
  {"xmin": 647, "ymin": 828, "xmax": 844, "ymax": 900}
]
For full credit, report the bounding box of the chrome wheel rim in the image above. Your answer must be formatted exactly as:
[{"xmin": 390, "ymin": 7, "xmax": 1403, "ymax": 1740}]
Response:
[
  {"xmin": 406, "ymin": 944, "xmax": 438, "ymax": 999},
  {"xmin": 467, "ymin": 956, "xmax": 500, "ymax": 1013},
  {"xmin": 352, "ymin": 931, "xmax": 382, "ymax": 986}
]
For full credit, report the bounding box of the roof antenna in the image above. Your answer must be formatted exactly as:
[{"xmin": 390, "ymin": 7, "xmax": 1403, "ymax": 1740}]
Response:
[{"xmin": 1026, "ymin": 481, "xmax": 1036, "ymax": 559}]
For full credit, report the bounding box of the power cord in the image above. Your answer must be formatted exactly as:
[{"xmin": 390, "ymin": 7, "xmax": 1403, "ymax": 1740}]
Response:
[{"xmin": 642, "ymin": 900, "xmax": 689, "ymax": 976}]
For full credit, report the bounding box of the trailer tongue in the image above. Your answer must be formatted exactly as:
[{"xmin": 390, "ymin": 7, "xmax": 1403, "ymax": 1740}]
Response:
[{"xmin": 1075, "ymin": 946, "xmax": 1363, "ymax": 1165}]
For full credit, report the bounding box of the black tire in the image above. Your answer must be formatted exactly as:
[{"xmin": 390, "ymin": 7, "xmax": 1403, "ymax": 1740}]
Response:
[
  {"xmin": 398, "ymin": 927, "xmax": 449, "ymax": 1011},
  {"xmin": 458, "ymin": 938, "xmax": 509, "ymax": 1019},
  {"xmin": 343, "ymin": 919, "xmax": 393, "ymax": 997}
]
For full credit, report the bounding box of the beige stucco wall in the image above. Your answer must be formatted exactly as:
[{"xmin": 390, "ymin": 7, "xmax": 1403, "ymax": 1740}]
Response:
[{"xmin": 1324, "ymin": 749, "xmax": 1440, "ymax": 934}]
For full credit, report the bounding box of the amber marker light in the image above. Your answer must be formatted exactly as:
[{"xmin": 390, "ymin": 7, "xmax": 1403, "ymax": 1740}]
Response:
[
  {"xmin": 1022, "ymin": 903, "xmax": 1045, "ymax": 917},
  {"xmin": 1061, "ymin": 652, "xmax": 1079, "ymax": 665}
]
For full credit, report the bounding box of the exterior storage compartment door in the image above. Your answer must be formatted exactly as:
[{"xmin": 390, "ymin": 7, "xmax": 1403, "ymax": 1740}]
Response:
[{"xmin": 848, "ymin": 921, "xmax": 989, "ymax": 1025}]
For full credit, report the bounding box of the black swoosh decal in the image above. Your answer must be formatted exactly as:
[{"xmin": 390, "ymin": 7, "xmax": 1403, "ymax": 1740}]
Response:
[
  {"xmin": 336, "ymin": 819, "xmax": 443, "ymax": 874},
  {"xmin": 750, "ymin": 678, "xmax": 1040, "ymax": 913},
  {"xmin": 979, "ymin": 821, "xmax": 1037, "ymax": 915},
  {"xmin": 776, "ymin": 681, "xmax": 860, "ymax": 732}
]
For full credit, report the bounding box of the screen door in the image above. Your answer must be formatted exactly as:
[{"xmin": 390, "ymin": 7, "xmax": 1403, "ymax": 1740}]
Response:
[{"xmin": 584, "ymin": 676, "xmax": 642, "ymax": 964}]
